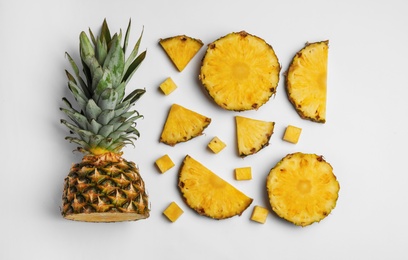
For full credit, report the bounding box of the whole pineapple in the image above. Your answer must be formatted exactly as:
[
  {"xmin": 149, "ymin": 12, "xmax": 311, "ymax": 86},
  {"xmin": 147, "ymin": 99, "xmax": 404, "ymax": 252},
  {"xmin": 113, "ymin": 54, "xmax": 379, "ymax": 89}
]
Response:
[{"xmin": 60, "ymin": 19, "xmax": 149, "ymax": 222}]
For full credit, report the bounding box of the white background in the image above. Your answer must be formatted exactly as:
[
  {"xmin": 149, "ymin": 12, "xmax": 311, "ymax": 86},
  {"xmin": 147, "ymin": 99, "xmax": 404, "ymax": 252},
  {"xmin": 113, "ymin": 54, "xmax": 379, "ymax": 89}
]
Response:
[{"xmin": 1, "ymin": 0, "xmax": 407, "ymax": 259}]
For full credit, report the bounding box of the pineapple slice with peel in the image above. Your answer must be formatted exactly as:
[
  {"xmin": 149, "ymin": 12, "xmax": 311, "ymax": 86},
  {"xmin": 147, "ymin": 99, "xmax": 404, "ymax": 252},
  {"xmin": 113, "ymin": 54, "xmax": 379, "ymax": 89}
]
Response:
[
  {"xmin": 236, "ymin": 116, "xmax": 275, "ymax": 157},
  {"xmin": 178, "ymin": 155, "xmax": 253, "ymax": 220},
  {"xmin": 286, "ymin": 41, "xmax": 329, "ymax": 123},
  {"xmin": 266, "ymin": 152, "xmax": 340, "ymax": 227},
  {"xmin": 160, "ymin": 104, "xmax": 211, "ymax": 146},
  {"xmin": 199, "ymin": 31, "xmax": 280, "ymax": 111},
  {"xmin": 159, "ymin": 35, "xmax": 203, "ymax": 72}
]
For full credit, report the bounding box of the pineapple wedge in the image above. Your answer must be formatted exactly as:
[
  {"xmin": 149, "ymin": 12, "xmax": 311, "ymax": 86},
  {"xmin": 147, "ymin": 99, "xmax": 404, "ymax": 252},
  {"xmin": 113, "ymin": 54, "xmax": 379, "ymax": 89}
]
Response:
[
  {"xmin": 266, "ymin": 152, "xmax": 340, "ymax": 227},
  {"xmin": 236, "ymin": 116, "xmax": 275, "ymax": 157},
  {"xmin": 286, "ymin": 41, "xmax": 329, "ymax": 123},
  {"xmin": 200, "ymin": 31, "xmax": 280, "ymax": 111},
  {"xmin": 159, "ymin": 35, "xmax": 203, "ymax": 72},
  {"xmin": 160, "ymin": 104, "xmax": 211, "ymax": 146},
  {"xmin": 178, "ymin": 155, "xmax": 253, "ymax": 219}
]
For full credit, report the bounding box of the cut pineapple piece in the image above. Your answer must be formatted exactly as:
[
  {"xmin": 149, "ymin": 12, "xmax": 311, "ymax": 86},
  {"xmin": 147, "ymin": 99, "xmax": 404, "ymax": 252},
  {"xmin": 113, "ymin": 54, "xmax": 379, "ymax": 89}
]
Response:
[
  {"xmin": 160, "ymin": 104, "xmax": 211, "ymax": 146},
  {"xmin": 155, "ymin": 154, "xmax": 175, "ymax": 173},
  {"xmin": 178, "ymin": 155, "xmax": 253, "ymax": 219},
  {"xmin": 283, "ymin": 125, "xmax": 302, "ymax": 144},
  {"xmin": 236, "ymin": 116, "xmax": 275, "ymax": 157},
  {"xmin": 163, "ymin": 202, "xmax": 184, "ymax": 222},
  {"xmin": 199, "ymin": 31, "xmax": 280, "ymax": 111},
  {"xmin": 266, "ymin": 152, "xmax": 340, "ymax": 227},
  {"xmin": 251, "ymin": 206, "xmax": 269, "ymax": 224},
  {"xmin": 159, "ymin": 77, "xmax": 177, "ymax": 95},
  {"xmin": 159, "ymin": 35, "xmax": 203, "ymax": 72},
  {"xmin": 235, "ymin": 167, "xmax": 252, "ymax": 181},
  {"xmin": 207, "ymin": 137, "xmax": 226, "ymax": 154},
  {"xmin": 286, "ymin": 41, "xmax": 329, "ymax": 123}
]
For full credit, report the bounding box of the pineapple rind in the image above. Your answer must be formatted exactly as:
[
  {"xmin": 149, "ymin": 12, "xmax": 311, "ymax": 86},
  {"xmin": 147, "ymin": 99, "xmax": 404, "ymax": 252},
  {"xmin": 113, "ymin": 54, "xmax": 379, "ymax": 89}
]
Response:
[
  {"xmin": 178, "ymin": 155, "xmax": 253, "ymax": 220},
  {"xmin": 266, "ymin": 152, "xmax": 339, "ymax": 227},
  {"xmin": 62, "ymin": 152, "xmax": 150, "ymax": 222},
  {"xmin": 286, "ymin": 41, "xmax": 328, "ymax": 123},
  {"xmin": 200, "ymin": 31, "xmax": 280, "ymax": 111}
]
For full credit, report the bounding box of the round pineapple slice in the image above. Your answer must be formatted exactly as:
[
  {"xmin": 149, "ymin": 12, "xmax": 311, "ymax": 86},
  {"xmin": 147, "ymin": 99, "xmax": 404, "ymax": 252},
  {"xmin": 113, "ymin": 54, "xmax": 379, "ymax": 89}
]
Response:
[
  {"xmin": 199, "ymin": 31, "xmax": 280, "ymax": 111},
  {"xmin": 266, "ymin": 152, "xmax": 339, "ymax": 227},
  {"xmin": 286, "ymin": 41, "xmax": 329, "ymax": 123},
  {"xmin": 178, "ymin": 155, "xmax": 253, "ymax": 219}
]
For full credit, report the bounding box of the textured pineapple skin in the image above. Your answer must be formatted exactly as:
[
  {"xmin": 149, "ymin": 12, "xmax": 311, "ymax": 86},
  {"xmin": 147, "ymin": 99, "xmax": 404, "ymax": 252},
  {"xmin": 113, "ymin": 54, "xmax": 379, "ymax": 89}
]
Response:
[
  {"xmin": 266, "ymin": 152, "xmax": 339, "ymax": 227},
  {"xmin": 62, "ymin": 153, "xmax": 149, "ymax": 222},
  {"xmin": 285, "ymin": 41, "xmax": 329, "ymax": 123}
]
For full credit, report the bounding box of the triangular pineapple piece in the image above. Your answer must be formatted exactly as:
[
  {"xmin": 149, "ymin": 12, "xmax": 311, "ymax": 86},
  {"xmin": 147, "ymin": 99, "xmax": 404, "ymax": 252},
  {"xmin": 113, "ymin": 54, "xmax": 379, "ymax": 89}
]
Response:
[
  {"xmin": 286, "ymin": 41, "xmax": 329, "ymax": 123},
  {"xmin": 266, "ymin": 152, "xmax": 340, "ymax": 227},
  {"xmin": 235, "ymin": 116, "xmax": 274, "ymax": 157},
  {"xmin": 160, "ymin": 104, "xmax": 211, "ymax": 146},
  {"xmin": 199, "ymin": 31, "xmax": 280, "ymax": 111},
  {"xmin": 178, "ymin": 155, "xmax": 253, "ymax": 219},
  {"xmin": 159, "ymin": 35, "xmax": 203, "ymax": 72}
]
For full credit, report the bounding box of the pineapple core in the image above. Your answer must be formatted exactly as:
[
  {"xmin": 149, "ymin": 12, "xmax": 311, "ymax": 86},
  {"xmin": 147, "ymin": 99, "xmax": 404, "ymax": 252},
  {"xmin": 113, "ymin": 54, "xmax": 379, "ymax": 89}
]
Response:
[
  {"xmin": 208, "ymin": 137, "xmax": 226, "ymax": 154},
  {"xmin": 283, "ymin": 125, "xmax": 302, "ymax": 144},
  {"xmin": 251, "ymin": 206, "xmax": 269, "ymax": 224},
  {"xmin": 155, "ymin": 154, "xmax": 175, "ymax": 173},
  {"xmin": 159, "ymin": 77, "xmax": 178, "ymax": 95},
  {"xmin": 163, "ymin": 202, "xmax": 184, "ymax": 222},
  {"xmin": 235, "ymin": 167, "xmax": 252, "ymax": 181}
]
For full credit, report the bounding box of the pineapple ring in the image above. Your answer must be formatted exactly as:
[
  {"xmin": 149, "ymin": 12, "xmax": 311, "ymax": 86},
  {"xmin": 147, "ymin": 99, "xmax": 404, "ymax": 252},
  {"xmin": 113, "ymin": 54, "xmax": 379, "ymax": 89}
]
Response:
[
  {"xmin": 199, "ymin": 31, "xmax": 280, "ymax": 111},
  {"xmin": 266, "ymin": 152, "xmax": 340, "ymax": 227}
]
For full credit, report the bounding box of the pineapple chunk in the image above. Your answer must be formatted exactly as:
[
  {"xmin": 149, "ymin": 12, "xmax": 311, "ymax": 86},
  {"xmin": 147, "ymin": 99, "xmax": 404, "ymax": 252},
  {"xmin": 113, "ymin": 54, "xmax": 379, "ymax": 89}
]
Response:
[
  {"xmin": 286, "ymin": 41, "xmax": 329, "ymax": 123},
  {"xmin": 178, "ymin": 155, "xmax": 253, "ymax": 220},
  {"xmin": 207, "ymin": 137, "xmax": 226, "ymax": 154},
  {"xmin": 236, "ymin": 116, "xmax": 275, "ymax": 157},
  {"xmin": 155, "ymin": 154, "xmax": 175, "ymax": 173},
  {"xmin": 251, "ymin": 206, "xmax": 269, "ymax": 224},
  {"xmin": 283, "ymin": 125, "xmax": 302, "ymax": 144},
  {"xmin": 163, "ymin": 202, "xmax": 184, "ymax": 222},
  {"xmin": 160, "ymin": 104, "xmax": 211, "ymax": 146},
  {"xmin": 159, "ymin": 77, "xmax": 177, "ymax": 95},
  {"xmin": 235, "ymin": 167, "xmax": 252, "ymax": 181},
  {"xmin": 266, "ymin": 152, "xmax": 340, "ymax": 227},
  {"xmin": 159, "ymin": 35, "xmax": 203, "ymax": 72},
  {"xmin": 199, "ymin": 31, "xmax": 280, "ymax": 111}
]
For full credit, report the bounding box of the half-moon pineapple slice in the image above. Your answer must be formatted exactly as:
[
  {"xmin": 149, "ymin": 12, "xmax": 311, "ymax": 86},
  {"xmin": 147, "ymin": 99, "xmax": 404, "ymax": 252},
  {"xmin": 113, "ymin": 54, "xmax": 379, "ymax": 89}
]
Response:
[
  {"xmin": 160, "ymin": 104, "xmax": 211, "ymax": 146},
  {"xmin": 199, "ymin": 31, "xmax": 280, "ymax": 111},
  {"xmin": 236, "ymin": 116, "xmax": 275, "ymax": 157},
  {"xmin": 159, "ymin": 35, "xmax": 203, "ymax": 72},
  {"xmin": 266, "ymin": 152, "xmax": 340, "ymax": 227},
  {"xmin": 286, "ymin": 41, "xmax": 329, "ymax": 123},
  {"xmin": 178, "ymin": 155, "xmax": 253, "ymax": 219}
]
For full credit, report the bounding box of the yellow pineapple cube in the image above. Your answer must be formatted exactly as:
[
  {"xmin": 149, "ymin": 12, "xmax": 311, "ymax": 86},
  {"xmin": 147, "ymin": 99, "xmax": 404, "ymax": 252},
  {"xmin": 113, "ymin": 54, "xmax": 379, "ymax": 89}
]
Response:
[
  {"xmin": 163, "ymin": 202, "xmax": 184, "ymax": 222},
  {"xmin": 207, "ymin": 137, "xmax": 226, "ymax": 154},
  {"xmin": 159, "ymin": 77, "xmax": 178, "ymax": 95},
  {"xmin": 251, "ymin": 206, "xmax": 269, "ymax": 224},
  {"xmin": 235, "ymin": 167, "xmax": 252, "ymax": 181},
  {"xmin": 283, "ymin": 125, "xmax": 302, "ymax": 144},
  {"xmin": 155, "ymin": 154, "xmax": 175, "ymax": 173}
]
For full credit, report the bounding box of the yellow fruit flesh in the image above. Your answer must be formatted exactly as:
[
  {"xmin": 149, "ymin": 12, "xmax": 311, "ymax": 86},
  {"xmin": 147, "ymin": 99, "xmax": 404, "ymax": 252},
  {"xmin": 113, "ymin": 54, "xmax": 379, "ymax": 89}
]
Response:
[
  {"xmin": 200, "ymin": 31, "xmax": 280, "ymax": 111},
  {"xmin": 178, "ymin": 155, "xmax": 253, "ymax": 219},
  {"xmin": 286, "ymin": 41, "xmax": 328, "ymax": 123},
  {"xmin": 267, "ymin": 152, "xmax": 339, "ymax": 227}
]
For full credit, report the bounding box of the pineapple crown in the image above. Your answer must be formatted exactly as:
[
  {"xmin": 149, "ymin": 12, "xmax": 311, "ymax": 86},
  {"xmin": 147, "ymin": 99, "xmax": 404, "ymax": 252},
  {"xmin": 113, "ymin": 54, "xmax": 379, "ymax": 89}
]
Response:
[{"xmin": 61, "ymin": 19, "xmax": 146, "ymax": 155}]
